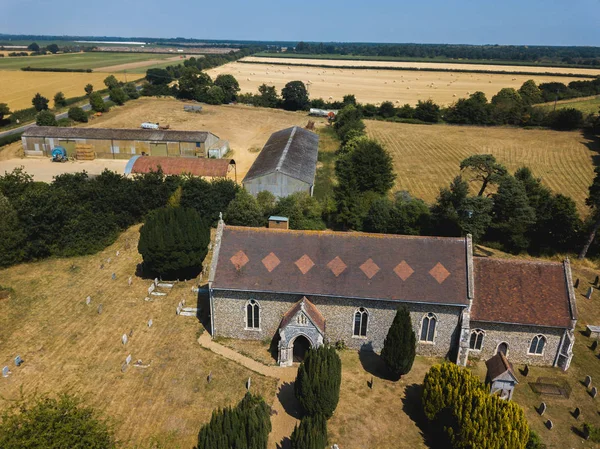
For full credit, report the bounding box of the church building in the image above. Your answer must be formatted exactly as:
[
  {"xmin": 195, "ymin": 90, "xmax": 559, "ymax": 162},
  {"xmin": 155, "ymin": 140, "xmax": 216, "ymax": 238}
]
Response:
[{"xmin": 208, "ymin": 219, "xmax": 577, "ymax": 369}]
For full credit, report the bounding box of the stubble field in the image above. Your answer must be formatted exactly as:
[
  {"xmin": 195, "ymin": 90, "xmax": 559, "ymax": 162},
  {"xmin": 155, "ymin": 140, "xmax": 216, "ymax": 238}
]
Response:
[
  {"xmin": 207, "ymin": 59, "xmax": 592, "ymax": 106},
  {"xmin": 366, "ymin": 120, "xmax": 599, "ymax": 213}
]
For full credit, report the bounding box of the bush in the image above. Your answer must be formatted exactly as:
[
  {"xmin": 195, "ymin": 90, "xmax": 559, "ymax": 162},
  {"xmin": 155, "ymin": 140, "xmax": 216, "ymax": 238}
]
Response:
[
  {"xmin": 197, "ymin": 393, "xmax": 271, "ymax": 449},
  {"xmin": 290, "ymin": 414, "xmax": 328, "ymax": 449},
  {"xmin": 35, "ymin": 110, "xmax": 57, "ymax": 126},
  {"xmin": 224, "ymin": 189, "xmax": 264, "ymax": 226},
  {"xmin": 0, "ymin": 132, "xmax": 23, "ymax": 147},
  {"xmin": 109, "ymin": 87, "xmax": 128, "ymax": 106},
  {"xmin": 414, "ymin": 99, "xmax": 441, "ymax": 122},
  {"xmin": 205, "ymin": 85, "xmax": 226, "ymax": 105},
  {"xmin": 89, "ymin": 92, "xmax": 106, "ymax": 112},
  {"xmin": 8, "ymin": 107, "xmax": 37, "ymax": 125},
  {"xmin": 138, "ymin": 206, "xmax": 210, "ymax": 280},
  {"xmin": 380, "ymin": 306, "xmax": 416, "ymax": 378},
  {"xmin": 68, "ymin": 106, "xmax": 89, "ymax": 123},
  {"xmin": 546, "ymin": 107, "xmax": 584, "ymax": 130},
  {"xmin": 123, "ymin": 82, "xmax": 140, "ymax": 99},
  {"xmin": 0, "ymin": 394, "xmax": 116, "ymax": 449},
  {"xmin": 32, "ymin": 93, "xmax": 49, "ymax": 111},
  {"xmin": 584, "ymin": 423, "xmax": 600, "ymax": 443},
  {"xmin": 57, "ymin": 117, "xmax": 73, "ymax": 127},
  {"xmin": 295, "ymin": 345, "xmax": 342, "ymax": 419}
]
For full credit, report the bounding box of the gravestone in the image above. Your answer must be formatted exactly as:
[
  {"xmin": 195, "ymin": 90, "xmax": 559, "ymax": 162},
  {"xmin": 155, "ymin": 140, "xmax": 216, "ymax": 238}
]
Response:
[
  {"xmin": 111, "ymin": 273, "xmax": 116, "ymax": 281},
  {"xmin": 126, "ymin": 354, "xmax": 132, "ymax": 365},
  {"xmin": 592, "ymin": 387, "xmax": 598, "ymax": 398},
  {"xmin": 86, "ymin": 296, "xmax": 91, "ymax": 305},
  {"xmin": 207, "ymin": 371, "xmax": 212, "ymax": 383},
  {"xmin": 121, "ymin": 363, "xmax": 128, "ymax": 373},
  {"xmin": 546, "ymin": 419, "xmax": 553, "ymax": 430},
  {"xmin": 14, "ymin": 355, "xmax": 22, "ymax": 367},
  {"xmin": 148, "ymin": 319, "xmax": 153, "ymax": 328},
  {"xmin": 584, "ymin": 375, "xmax": 592, "ymax": 388},
  {"xmin": 129, "ymin": 329, "xmax": 133, "ymax": 337},
  {"xmin": 369, "ymin": 376, "xmax": 374, "ymax": 389},
  {"xmin": 246, "ymin": 377, "xmax": 251, "ymax": 391},
  {"xmin": 592, "ymin": 341, "xmax": 598, "ymax": 351},
  {"xmin": 523, "ymin": 365, "xmax": 529, "ymax": 377},
  {"xmin": 586, "ymin": 287, "xmax": 593, "ymax": 299},
  {"xmin": 574, "ymin": 278, "xmax": 580, "ymax": 288},
  {"xmin": 116, "ymin": 251, "xmax": 120, "ymax": 256},
  {"xmin": 97, "ymin": 304, "xmax": 103, "ymax": 314},
  {"xmin": 538, "ymin": 402, "xmax": 546, "ymax": 416},
  {"xmin": 573, "ymin": 407, "xmax": 581, "ymax": 419},
  {"xmin": 2, "ymin": 366, "xmax": 9, "ymax": 377},
  {"xmin": 100, "ymin": 263, "xmax": 104, "ymax": 270},
  {"xmin": 122, "ymin": 334, "xmax": 128, "ymax": 345}
]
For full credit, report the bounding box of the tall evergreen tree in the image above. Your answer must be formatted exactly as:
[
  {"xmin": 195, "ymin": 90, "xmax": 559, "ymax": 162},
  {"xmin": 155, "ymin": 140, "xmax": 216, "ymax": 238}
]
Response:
[
  {"xmin": 579, "ymin": 165, "xmax": 600, "ymax": 259},
  {"xmin": 290, "ymin": 415, "xmax": 328, "ymax": 449},
  {"xmin": 380, "ymin": 306, "xmax": 416, "ymax": 378}
]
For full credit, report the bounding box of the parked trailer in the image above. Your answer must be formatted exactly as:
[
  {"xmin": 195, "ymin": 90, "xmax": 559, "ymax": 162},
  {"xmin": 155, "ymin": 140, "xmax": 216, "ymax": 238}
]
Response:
[
  {"xmin": 141, "ymin": 122, "xmax": 160, "ymax": 130},
  {"xmin": 309, "ymin": 108, "xmax": 338, "ymax": 118}
]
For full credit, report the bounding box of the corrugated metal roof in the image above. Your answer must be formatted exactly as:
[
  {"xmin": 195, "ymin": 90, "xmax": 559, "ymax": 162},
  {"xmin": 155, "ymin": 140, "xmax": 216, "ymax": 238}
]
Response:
[
  {"xmin": 22, "ymin": 126, "xmax": 214, "ymax": 143},
  {"xmin": 126, "ymin": 156, "xmax": 234, "ymax": 177},
  {"xmin": 242, "ymin": 126, "xmax": 319, "ymax": 185}
]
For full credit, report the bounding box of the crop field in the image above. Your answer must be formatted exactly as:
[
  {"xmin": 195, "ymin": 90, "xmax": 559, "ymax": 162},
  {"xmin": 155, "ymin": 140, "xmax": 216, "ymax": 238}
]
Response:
[
  {"xmin": 366, "ymin": 120, "xmax": 599, "ymax": 213},
  {"xmin": 0, "ymin": 226, "xmax": 278, "ymax": 448},
  {"xmin": 207, "ymin": 60, "xmax": 590, "ymax": 106},
  {"xmin": 0, "ymin": 70, "xmax": 128, "ymax": 111},
  {"xmin": 537, "ymin": 95, "xmax": 600, "ymax": 115}
]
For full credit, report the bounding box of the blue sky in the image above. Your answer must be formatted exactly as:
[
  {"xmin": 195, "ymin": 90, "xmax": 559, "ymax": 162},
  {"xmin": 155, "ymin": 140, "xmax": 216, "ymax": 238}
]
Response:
[{"xmin": 1, "ymin": 0, "xmax": 599, "ymax": 46}]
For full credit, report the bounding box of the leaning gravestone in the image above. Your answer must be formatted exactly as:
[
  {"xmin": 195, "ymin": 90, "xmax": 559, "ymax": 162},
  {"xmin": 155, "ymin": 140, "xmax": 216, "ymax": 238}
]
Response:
[
  {"xmin": 592, "ymin": 387, "xmax": 598, "ymax": 398},
  {"xmin": 122, "ymin": 334, "xmax": 128, "ymax": 345},
  {"xmin": 2, "ymin": 366, "xmax": 9, "ymax": 377},
  {"xmin": 586, "ymin": 287, "xmax": 594, "ymax": 299},
  {"xmin": 111, "ymin": 273, "xmax": 116, "ymax": 281},
  {"xmin": 86, "ymin": 296, "xmax": 91, "ymax": 305},
  {"xmin": 592, "ymin": 341, "xmax": 598, "ymax": 351},
  {"xmin": 573, "ymin": 407, "xmax": 581, "ymax": 419},
  {"xmin": 523, "ymin": 365, "xmax": 529, "ymax": 377},
  {"xmin": 584, "ymin": 375, "xmax": 592, "ymax": 388},
  {"xmin": 148, "ymin": 319, "xmax": 153, "ymax": 328},
  {"xmin": 574, "ymin": 278, "xmax": 580, "ymax": 288},
  {"xmin": 14, "ymin": 355, "xmax": 22, "ymax": 367},
  {"xmin": 247, "ymin": 377, "xmax": 251, "ymax": 391},
  {"xmin": 97, "ymin": 304, "xmax": 103, "ymax": 315},
  {"xmin": 538, "ymin": 402, "xmax": 546, "ymax": 416},
  {"xmin": 121, "ymin": 363, "xmax": 128, "ymax": 373},
  {"xmin": 546, "ymin": 419, "xmax": 553, "ymax": 430},
  {"xmin": 207, "ymin": 371, "xmax": 212, "ymax": 383},
  {"xmin": 126, "ymin": 354, "xmax": 132, "ymax": 365},
  {"xmin": 595, "ymin": 275, "xmax": 599, "ymax": 286}
]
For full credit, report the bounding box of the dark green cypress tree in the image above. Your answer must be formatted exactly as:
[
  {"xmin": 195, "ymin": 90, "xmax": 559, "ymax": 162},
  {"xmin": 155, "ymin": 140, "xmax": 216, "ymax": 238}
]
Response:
[
  {"xmin": 294, "ymin": 346, "xmax": 342, "ymax": 419},
  {"xmin": 380, "ymin": 306, "xmax": 416, "ymax": 378},
  {"xmin": 290, "ymin": 414, "xmax": 328, "ymax": 449}
]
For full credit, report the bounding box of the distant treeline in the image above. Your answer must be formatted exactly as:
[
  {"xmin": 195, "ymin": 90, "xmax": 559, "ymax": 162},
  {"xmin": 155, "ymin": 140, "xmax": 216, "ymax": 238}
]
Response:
[
  {"xmin": 286, "ymin": 42, "xmax": 600, "ymax": 66},
  {"xmin": 21, "ymin": 67, "xmax": 93, "ymax": 73}
]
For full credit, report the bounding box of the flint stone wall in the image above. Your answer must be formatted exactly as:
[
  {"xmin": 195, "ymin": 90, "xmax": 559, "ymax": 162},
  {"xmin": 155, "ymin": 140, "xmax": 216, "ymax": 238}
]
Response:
[
  {"xmin": 212, "ymin": 289, "xmax": 463, "ymax": 358},
  {"xmin": 468, "ymin": 321, "xmax": 564, "ymax": 366}
]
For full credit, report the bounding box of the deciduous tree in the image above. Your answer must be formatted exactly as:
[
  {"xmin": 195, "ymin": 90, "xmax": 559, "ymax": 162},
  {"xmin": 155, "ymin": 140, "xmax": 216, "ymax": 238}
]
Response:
[
  {"xmin": 103, "ymin": 75, "xmax": 120, "ymax": 89},
  {"xmin": 282, "ymin": 80, "xmax": 309, "ymax": 111},
  {"xmin": 35, "ymin": 110, "xmax": 57, "ymax": 126},
  {"xmin": 0, "ymin": 103, "xmax": 10, "ymax": 121},
  {"xmin": 214, "ymin": 74, "xmax": 240, "ymax": 103},
  {"xmin": 460, "ymin": 154, "xmax": 507, "ymax": 196},
  {"xmin": 32, "ymin": 93, "xmax": 49, "ymax": 111},
  {"xmin": 53, "ymin": 91, "xmax": 67, "ymax": 108}
]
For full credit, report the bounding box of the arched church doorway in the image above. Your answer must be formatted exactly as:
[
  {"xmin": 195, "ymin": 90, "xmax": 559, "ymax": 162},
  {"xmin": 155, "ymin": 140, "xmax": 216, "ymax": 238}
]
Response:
[
  {"xmin": 292, "ymin": 335, "xmax": 311, "ymax": 362},
  {"xmin": 497, "ymin": 342, "xmax": 508, "ymax": 356}
]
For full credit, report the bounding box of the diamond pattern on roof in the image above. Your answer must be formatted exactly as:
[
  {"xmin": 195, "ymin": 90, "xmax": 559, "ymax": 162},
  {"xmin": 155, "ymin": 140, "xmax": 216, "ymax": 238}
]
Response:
[
  {"xmin": 230, "ymin": 250, "xmax": 249, "ymax": 270},
  {"xmin": 295, "ymin": 254, "xmax": 315, "ymax": 275},
  {"xmin": 262, "ymin": 252, "xmax": 281, "ymax": 273},
  {"xmin": 394, "ymin": 260, "xmax": 414, "ymax": 281},
  {"xmin": 429, "ymin": 262, "xmax": 450, "ymax": 284},
  {"xmin": 360, "ymin": 258, "xmax": 380, "ymax": 279},
  {"xmin": 327, "ymin": 256, "xmax": 347, "ymax": 277}
]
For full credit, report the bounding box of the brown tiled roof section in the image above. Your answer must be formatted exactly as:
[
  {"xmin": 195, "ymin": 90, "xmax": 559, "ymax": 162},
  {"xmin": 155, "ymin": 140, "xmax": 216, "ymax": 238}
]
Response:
[
  {"xmin": 485, "ymin": 352, "xmax": 517, "ymax": 381},
  {"xmin": 23, "ymin": 126, "xmax": 213, "ymax": 142},
  {"xmin": 213, "ymin": 226, "xmax": 469, "ymax": 305},
  {"xmin": 129, "ymin": 156, "xmax": 233, "ymax": 177},
  {"xmin": 280, "ymin": 297, "xmax": 325, "ymax": 333},
  {"xmin": 472, "ymin": 258, "xmax": 573, "ymax": 328}
]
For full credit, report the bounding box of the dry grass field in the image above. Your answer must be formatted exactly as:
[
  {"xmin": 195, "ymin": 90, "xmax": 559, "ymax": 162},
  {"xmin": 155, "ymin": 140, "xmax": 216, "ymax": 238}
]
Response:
[
  {"xmin": 0, "ymin": 226, "xmax": 278, "ymax": 449},
  {"xmin": 207, "ymin": 60, "xmax": 590, "ymax": 106},
  {"xmin": 366, "ymin": 120, "xmax": 599, "ymax": 213},
  {"xmin": 0, "ymin": 70, "xmax": 128, "ymax": 111}
]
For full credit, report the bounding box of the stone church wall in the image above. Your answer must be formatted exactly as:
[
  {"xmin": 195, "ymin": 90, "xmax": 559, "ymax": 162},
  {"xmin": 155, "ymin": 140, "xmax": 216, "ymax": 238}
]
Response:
[
  {"xmin": 212, "ymin": 289, "xmax": 464, "ymax": 358},
  {"xmin": 468, "ymin": 321, "xmax": 564, "ymax": 366}
]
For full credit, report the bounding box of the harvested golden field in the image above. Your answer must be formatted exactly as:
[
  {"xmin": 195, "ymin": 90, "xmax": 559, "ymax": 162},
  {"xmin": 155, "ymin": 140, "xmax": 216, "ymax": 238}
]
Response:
[
  {"xmin": 245, "ymin": 56, "xmax": 600, "ymax": 76},
  {"xmin": 366, "ymin": 120, "xmax": 599, "ymax": 213},
  {"xmin": 0, "ymin": 226, "xmax": 277, "ymax": 449},
  {"xmin": 207, "ymin": 60, "xmax": 589, "ymax": 106},
  {"xmin": 84, "ymin": 97, "xmax": 328, "ymax": 180},
  {"xmin": 0, "ymin": 70, "xmax": 127, "ymax": 110}
]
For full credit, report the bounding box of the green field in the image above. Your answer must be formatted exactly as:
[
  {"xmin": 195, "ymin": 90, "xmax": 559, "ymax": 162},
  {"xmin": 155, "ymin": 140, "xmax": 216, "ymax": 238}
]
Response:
[
  {"xmin": 0, "ymin": 52, "xmax": 174, "ymax": 71},
  {"xmin": 537, "ymin": 95, "xmax": 600, "ymax": 115}
]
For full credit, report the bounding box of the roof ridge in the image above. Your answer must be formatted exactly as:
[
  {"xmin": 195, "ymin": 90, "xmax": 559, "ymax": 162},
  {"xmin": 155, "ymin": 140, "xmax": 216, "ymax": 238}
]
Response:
[
  {"xmin": 474, "ymin": 257, "xmax": 563, "ymax": 267},
  {"xmin": 275, "ymin": 126, "xmax": 297, "ymax": 173}
]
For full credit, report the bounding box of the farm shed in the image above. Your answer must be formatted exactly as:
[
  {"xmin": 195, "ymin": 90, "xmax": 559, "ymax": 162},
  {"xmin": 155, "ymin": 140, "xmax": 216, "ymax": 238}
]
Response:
[
  {"xmin": 242, "ymin": 126, "xmax": 319, "ymax": 198},
  {"xmin": 125, "ymin": 156, "xmax": 236, "ymax": 180},
  {"xmin": 21, "ymin": 127, "xmax": 224, "ymax": 160}
]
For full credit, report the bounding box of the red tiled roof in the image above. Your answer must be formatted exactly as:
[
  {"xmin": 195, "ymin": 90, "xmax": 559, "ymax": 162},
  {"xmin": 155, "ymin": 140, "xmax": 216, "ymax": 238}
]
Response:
[
  {"xmin": 280, "ymin": 297, "xmax": 326, "ymax": 333},
  {"xmin": 472, "ymin": 258, "xmax": 573, "ymax": 328},
  {"xmin": 486, "ymin": 352, "xmax": 517, "ymax": 382},
  {"xmin": 212, "ymin": 226, "xmax": 469, "ymax": 305},
  {"xmin": 128, "ymin": 156, "xmax": 234, "ymax": 177}
]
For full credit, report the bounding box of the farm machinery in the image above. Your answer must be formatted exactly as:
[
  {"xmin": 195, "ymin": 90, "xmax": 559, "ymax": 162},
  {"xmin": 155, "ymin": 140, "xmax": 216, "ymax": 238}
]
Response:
[{"xmin": 51, "ymin": 146, "xmax": 68, "ymax": 162}]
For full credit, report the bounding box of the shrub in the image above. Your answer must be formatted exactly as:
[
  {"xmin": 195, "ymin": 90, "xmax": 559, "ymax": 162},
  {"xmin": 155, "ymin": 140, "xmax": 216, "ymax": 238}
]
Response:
[
  {"xmin": 57, "ymin": 117, "xmax": 73, "ymax": 127},
  {"xmin": 89, "ymin": 92, "xmax": 106, "ymax": 112},
  {"xmin": 380, "ymin": 306, "xmax": 416, "ymax": 378},
  {"xmin": 584, "ymin": 423, "xmax": 600, "ymax": 443},
  {"xmin": 205, "ymin": 85, "xmax": 226, "ymax": 105},
  {"xmin": 290, "ymin": 414, "xmax": 328, "ymax": 449},
  {"xmin": 546, "ymin": 107, "xmax": 584, "ymax": 130},
  {"xmin": 197, "ymin": 393, "xmax": 271, "ymax": 449},
  {"xmin": 0, "ymin": 394, "xmax": 116, "ymax": 449},
  {"xmin": 31, "ymin": 93, "xmax": 49, "ymax": 111},
  {"xmin": 224, "ymin": 189, "xmax": 264, "ymax": 226},
  {"xmin": 109, "ymin": 87, "xmax": 128, "ymax": 105},
  {"xmin": 0, "ymin": 132, "xmax": 23, "ymax": 147},
  {"xmin": 138, "ymin": 206, "xmax": 210, "ymax": 280},
  {"xmin": 0, "ymin": 103, "xmax": 10, "ymax": 121},
  {"xmin": 414, "ymin": 99, "xmax": 441, "ymax": 123},
  {"xmin": 295, "ymin": 345, "xmax": 342, "ymax": 418},
  {"xmin": 123, "ymin": 82, "xmax": 140, "ymax": 99},
  {"xmin": 68, "ymin": 106, "xmax": 89, "ymax": 123},
  {"xmin": 35, "ymin": 110, "xmax": 57, "ymax": 126}
]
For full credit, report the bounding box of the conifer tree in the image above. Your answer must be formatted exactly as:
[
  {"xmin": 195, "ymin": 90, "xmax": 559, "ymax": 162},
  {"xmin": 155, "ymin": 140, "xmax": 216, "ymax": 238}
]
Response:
[
  {"xmin": 380, "ymin": 306, "xmax": 416, "ymax": 378},
  {"xmin": 290, "ymin": 414, "xmax": 328, "ymax": 449}
]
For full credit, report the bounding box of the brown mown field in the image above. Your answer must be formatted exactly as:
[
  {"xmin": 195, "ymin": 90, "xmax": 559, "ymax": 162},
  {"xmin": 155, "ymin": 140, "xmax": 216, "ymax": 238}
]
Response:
[{"xmin": 366, "ymin": 120, "xmax": 599, "ymax": 214}]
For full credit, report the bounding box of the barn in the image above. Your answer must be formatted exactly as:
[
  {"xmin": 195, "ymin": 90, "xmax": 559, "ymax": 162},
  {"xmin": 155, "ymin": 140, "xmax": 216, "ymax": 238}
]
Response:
[
  {"xmin": 242, "ymin": 126, "xmax": 319, "ymax": 198},
  {"xmin": 21, "ymin": 127, "xmax": 228, "ymax": 160},
  {"xmin": 124, "ymin": 156, "xmax": 236, "ymax": 181}
]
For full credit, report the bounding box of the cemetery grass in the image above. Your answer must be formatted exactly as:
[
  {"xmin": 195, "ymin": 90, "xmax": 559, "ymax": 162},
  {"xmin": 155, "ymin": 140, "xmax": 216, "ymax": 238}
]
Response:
[
  {"xmin": 0, "ymin": 225, "xmax": 278, "ymax": 449},
  {"xmin": 366, "ymin": 119, "xmax": 599, "ymax": 214}
]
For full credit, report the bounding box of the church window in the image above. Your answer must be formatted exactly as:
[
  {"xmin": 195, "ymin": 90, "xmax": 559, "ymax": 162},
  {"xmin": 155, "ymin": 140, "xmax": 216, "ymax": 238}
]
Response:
[
  {"xmin": 246, "ymin": 299, "xmax": 260, "ymax": 329},
  {"xmin": 420, "ymin": 313, "xmax": 437, "ymax": 342},
  {"xmin": 353, "ymin": 307, "xmax": 368, "ymax": 337},
  {"xmin": 529, "ymin": 335, "xmax": 546, "ymax": 355},
  {"xmin": 469, "ymin": 329, "xmax": 485, "ymax": 350}
]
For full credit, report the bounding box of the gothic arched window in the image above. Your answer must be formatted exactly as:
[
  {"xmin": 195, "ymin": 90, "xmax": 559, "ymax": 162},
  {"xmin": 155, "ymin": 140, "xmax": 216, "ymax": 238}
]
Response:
[
  {"xmin": 420, "ymin": 313, "xmax": 437, "ymax": 342},
  {"xmin": 246, "ymin": 299, "xmax": 260, "ymax": 329},
  {"xmin": 353, "ymin": 307, "xmax": 368, "ymax": 337}
]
